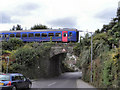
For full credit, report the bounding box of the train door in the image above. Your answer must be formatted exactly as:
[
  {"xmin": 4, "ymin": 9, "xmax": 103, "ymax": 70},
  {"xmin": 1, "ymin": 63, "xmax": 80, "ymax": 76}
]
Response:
[{"xmin": 62, "ymin": 31, "xmax": 68, "ymax": 42}]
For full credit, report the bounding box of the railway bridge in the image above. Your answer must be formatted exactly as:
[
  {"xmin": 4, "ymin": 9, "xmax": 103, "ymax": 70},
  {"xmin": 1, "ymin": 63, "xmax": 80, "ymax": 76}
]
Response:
[{"xmin": 36, "ymin": 43, "xmax": 75, "ymax": 78}]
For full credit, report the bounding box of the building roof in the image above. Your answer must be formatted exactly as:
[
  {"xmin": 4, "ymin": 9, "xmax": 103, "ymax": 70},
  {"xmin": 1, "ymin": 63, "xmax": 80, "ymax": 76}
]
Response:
[{"xmin": 0, "ymin": 29, "xmax": 77, "ymax": 33}]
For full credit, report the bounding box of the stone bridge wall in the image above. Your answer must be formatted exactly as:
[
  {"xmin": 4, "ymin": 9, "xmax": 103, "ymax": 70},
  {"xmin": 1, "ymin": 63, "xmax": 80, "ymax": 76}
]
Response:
[
  {"xmin": 46, "ymin": 46, "xmax": 74, "ymax": 77},
  {"xmin": 50, "ymin": 46, "xmax": 74, "ymax": 57},
  {"xmin": 27, "ymin": 43, "xmax": 75, "ymax": 78}
]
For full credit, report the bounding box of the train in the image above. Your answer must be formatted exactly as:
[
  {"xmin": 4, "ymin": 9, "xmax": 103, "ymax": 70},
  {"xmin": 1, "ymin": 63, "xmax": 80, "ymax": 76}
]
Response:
[{"xmin": 0, "ymin": 29, "xmax": 80, "ymax": 42}]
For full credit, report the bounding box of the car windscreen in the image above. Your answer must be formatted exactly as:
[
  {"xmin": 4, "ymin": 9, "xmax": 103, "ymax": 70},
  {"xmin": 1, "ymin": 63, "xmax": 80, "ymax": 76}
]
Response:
[{"xmin": 0, "ymin": 75, "xmax": 10, "ymax": 81}]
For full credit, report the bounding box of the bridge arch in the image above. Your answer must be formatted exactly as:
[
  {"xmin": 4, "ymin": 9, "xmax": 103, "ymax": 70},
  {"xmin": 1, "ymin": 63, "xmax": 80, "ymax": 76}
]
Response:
[{"xmin": 48, "ymin": 53, "xmax": 66, "ymax": 77}]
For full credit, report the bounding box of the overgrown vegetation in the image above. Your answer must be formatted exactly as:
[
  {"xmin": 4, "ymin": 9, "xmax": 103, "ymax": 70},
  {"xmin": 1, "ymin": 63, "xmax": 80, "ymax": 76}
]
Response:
[
  {"xmin": 1, "ymin": 38, "xmax": 55, "ymax": 78},
  {"xmin": 31, "ymin": 24, "xmax": 48, "ymax": 30},
  {"xmin": 2, "ymin": 38, "xmax": 24, "ymax": 51},
  {"xmin": 74, "ymin": 8, "xmax": 120, "ymax": 88},
  {"xmin": 10, "ymin": 24, "xmax": 48, "ymax": 31}
]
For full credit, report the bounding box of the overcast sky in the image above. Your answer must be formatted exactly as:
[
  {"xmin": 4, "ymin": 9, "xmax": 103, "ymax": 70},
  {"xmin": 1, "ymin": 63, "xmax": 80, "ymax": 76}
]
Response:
[{"xmin": 0, "ymin": 0, "xmax": 119, "ymax": 32}]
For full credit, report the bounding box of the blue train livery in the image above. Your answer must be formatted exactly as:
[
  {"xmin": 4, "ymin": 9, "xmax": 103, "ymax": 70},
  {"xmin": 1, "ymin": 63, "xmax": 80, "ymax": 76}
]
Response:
[{"xmin": 0, "ymin": 29, "xmax": 79, "ymax": 42}]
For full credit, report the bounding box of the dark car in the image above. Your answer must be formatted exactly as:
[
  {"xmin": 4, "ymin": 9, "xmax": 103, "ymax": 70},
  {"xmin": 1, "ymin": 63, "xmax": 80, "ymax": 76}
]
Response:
[{"xmin": 0, "ymin": 73, "xmax": 32, "ymax": 90}]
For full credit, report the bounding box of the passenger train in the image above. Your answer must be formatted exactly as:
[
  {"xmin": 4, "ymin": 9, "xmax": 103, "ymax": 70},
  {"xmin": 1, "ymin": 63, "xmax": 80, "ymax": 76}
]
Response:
[{"xmin": 0, "ymin": 29, "xmax": 79, "ymax": 42}]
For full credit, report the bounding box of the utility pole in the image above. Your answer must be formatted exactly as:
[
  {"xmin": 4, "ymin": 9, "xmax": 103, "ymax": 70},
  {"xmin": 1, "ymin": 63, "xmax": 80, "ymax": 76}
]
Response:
[
  {"xmin": 78, "ymin": 30, "xmax": 93, "ymax": 83},
  {"xmin": 90, "ymin": 32, "xmax": 93, "ymax": 83}
]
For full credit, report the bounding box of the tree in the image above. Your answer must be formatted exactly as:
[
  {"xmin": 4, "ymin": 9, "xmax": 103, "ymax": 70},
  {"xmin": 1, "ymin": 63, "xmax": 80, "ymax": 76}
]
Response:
[
  {"xmin": 2, "ymin": 38, "xmax": 24, "ymax": 51},
  {"xmin": 95, "ymin": 29, "xmax": 100, "ymax": 34},
  {"xmin": 117, "ymin": 8, "xmax": 120, "ymax": 17},
  {"xmin": 10, "ymin": 24, "xmax": 23, "ymax": 31},
  {"xmin": 16, "ymin": 24, "xmax": 23, "ymax": 30},
  {"xmin": 31, "ymin": 24, "xmax": 48, "ymax": 30},
  {"xmin": 10, "ymin": 25, "xmax": 16, "ymax": 31},
  {"xmin": 15, "ymin": 45, "xmax": 36, "ymax": 66},
  {"xmin": 101, "ymin": 25, "xmax": 109, "ymax": 32},
  {"xmin": 113, "ymin": 18, "xmax": 118, "ymax": 23}
]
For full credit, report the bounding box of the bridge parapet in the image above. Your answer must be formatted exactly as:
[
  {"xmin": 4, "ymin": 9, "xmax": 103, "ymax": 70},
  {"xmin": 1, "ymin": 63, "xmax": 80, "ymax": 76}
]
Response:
[
  {"xmin": 50, "ymin": 46, "xmax": 73, "ymax": 58},
  {"xmin": 53, "ymin": 43, "xmax": 76, "ymax": 47}
]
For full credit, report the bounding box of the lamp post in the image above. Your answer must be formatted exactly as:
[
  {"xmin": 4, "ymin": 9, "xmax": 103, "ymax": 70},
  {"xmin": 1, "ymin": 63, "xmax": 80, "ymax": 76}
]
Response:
[
  {"xmin": 90, "ymin": 32, "xmax": 93, "ymax": 83},
  {"xmin": 6, "ymin": 56, "xmax": 9, "ymax": 73},
  {"xmin": 78, "ymin": 30, "xmax": 93, "ymax": 83}
]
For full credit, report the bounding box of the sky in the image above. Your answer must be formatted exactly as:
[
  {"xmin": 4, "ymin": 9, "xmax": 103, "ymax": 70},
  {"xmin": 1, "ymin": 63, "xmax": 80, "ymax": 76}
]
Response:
[{"xmin": 0, "ymin": 0, "xmax": 119, "ymax": 32}]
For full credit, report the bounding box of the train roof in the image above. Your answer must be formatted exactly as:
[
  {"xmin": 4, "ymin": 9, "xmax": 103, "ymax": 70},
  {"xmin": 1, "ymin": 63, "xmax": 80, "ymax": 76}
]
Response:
[{"xmin": 0, "ymin": 29, "xmax": 78, "ymax": 33}]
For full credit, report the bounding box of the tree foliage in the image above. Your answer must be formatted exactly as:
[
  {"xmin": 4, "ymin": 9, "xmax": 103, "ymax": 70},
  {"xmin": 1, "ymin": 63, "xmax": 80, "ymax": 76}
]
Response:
[
  {"xmin": 10, "ymin": 24, "xmax": 23, "ymax": 31},
  {"xmin": 2, "ymin": 38, "xmax": 24, "ymax": 51},
  {"xmin": 74, "ymin": 8, "xmax": 120, "ymax": 88},
  {"xmin": 31, "ymin": 24, "xmax": 48, "ymax": 30},
  {"xmin": 9, "ymin": 42, "xmax": 54, "ymax": 78}
]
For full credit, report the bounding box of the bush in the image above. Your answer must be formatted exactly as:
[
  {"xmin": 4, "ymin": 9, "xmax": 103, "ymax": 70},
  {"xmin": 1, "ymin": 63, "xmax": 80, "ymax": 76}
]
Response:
[
  {"xmin": 9, "ymin": 42, "xmax": 54, "ymax": 79},
  {"xmin": 2, "ymin": 38, "xmax": 23, "ymax": 51}
]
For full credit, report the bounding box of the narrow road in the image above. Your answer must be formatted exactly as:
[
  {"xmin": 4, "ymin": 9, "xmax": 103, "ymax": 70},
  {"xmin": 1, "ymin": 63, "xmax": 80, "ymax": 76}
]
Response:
[{"xmin": 31, "ymin": 72, "xmax": 94, "ymax": 88}]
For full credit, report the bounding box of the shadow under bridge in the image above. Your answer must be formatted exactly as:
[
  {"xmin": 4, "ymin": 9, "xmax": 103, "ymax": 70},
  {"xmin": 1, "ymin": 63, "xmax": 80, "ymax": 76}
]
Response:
[{"xmin": 48, "ymin": 46, "xmax": 73, "ymax": 77}]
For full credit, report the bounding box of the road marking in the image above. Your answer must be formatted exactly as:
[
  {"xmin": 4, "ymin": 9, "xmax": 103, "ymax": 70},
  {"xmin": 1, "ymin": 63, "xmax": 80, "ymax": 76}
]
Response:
[{"xmin": 48, "ymin": 82, "xmax": 56, "ymax": 87}]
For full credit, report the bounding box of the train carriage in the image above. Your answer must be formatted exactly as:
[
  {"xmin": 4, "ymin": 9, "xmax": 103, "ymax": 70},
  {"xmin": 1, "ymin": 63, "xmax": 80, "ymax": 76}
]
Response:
[{"xmin": 0, "ymin": 29, "xmax": 79, "ymax": 42}]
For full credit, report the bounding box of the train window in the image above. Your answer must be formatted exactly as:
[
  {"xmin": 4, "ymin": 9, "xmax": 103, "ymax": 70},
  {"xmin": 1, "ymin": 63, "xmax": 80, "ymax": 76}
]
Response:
[
  {"xmin": 42, "ymin": 33, "xmax": 47, "ymax": 37},
  {"xmin": 4, "ymin": 34, "xmax": 9, "ymax": 38},
  {"xmin": 0, "ymin": 34, "xmax": 3, "ymax": 38},
  {"xmin": 69, "ymin": 32, "xmax": 72, "ymax": 37},
  {"xmin": 16, "ymin": 33, "xmax": 21, "ymax": 38},
  {"xmin": 10, "ymin": 34, "xmax": 15, "ymax": 37},
  {"xmin": 55, "ymin": 33, "xmax": 61, "ymax": 37},
  {"xmin": 48, "ymin": 33, "xmax": 54, "ymax": 37},
  {"xmin": 22, "ymin": 34, "xmax": 27, "ymax": 37},
  {"xmin": 29, "ymin": 33, "xmax": 34, "ymax": 37},
  {"xmin": 63, "ymin": 33, "xmax": 67, "ymax": 37},
  {"xmin": 35, "ymin": 33, "xmax": 40, "ymax": 37}
]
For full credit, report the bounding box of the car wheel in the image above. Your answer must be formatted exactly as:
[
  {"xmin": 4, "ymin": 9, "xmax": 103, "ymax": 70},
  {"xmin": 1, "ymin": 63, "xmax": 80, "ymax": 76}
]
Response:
[
  {"xmin": 12, "ymin": 86, "xmax": 17, "ymax": 90},
  {"xmin": 28, "ymin": 83, "xmax": 32, "ymax": 88}
]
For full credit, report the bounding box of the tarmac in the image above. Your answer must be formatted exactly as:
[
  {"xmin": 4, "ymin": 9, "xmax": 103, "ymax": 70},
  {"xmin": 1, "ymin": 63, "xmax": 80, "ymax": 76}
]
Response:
[{"xmin": 77, "ymin": 79, "xmax": 95, "ymax": 88}]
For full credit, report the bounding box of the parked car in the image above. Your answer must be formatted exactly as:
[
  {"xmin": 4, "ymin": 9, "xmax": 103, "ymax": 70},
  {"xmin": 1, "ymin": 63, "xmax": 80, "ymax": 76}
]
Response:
[{"xmin": 0, "ymin": 73, "xmax": 32, "ymax": 90}]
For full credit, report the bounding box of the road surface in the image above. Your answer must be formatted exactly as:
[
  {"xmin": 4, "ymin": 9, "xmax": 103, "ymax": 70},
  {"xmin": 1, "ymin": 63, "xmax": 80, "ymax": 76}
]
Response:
[{"xmin": 31, "ymin": 72, "xmax": 94, "ymax": 88}]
